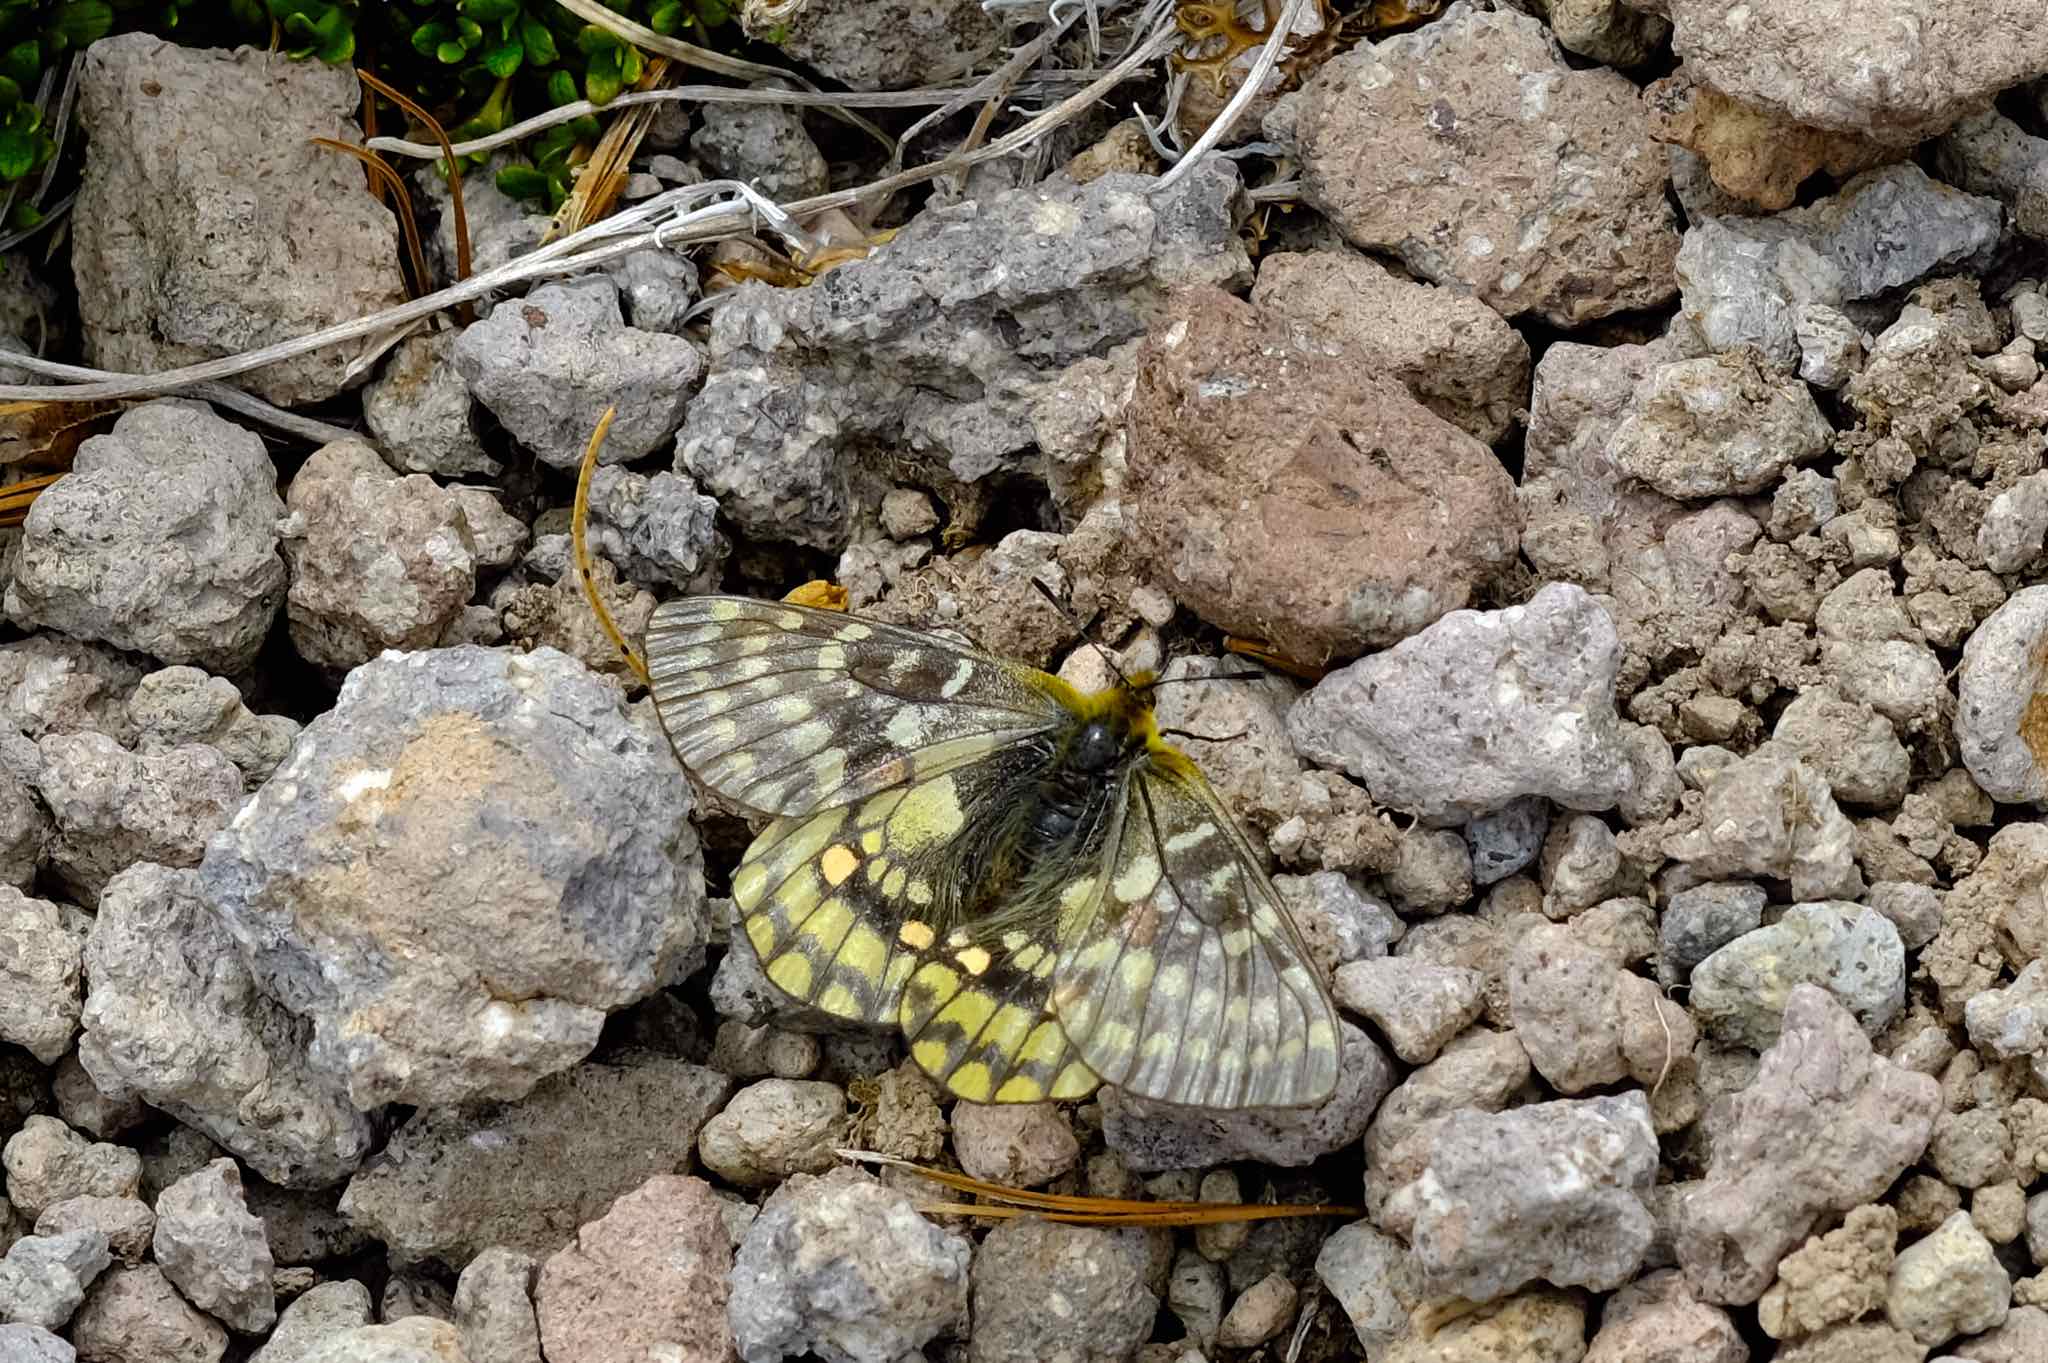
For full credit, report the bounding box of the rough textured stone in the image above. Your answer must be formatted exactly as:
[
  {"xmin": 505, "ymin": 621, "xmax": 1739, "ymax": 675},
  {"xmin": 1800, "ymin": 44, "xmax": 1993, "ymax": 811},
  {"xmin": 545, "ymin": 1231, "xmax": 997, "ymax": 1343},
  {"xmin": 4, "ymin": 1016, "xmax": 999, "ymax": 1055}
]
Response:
[
  {"xmin": 151, "ymin": 1160, "xmax": 274, "ymax": 1334},
  {"xmin": 739, "ymin": 0, "xmax": 1003, "ymax": 91},
  {"xmin": 0, "ymin": 889, "xmax": 86, "ymax": 1063},
  {"xmin": 1958, "ymin": 586, "xmax": 2048, "ymax": 804},
  {"xmin": 0, "ymin": 1323, "xmax": 73, "ymax": 1362},
  {"xmin": 1887, "ymin": 1210, "xmax": 2010, "ymax": 1348},
  {"xmin": 1125, "ymin": 286, "xmax": 1517, "ymax": 665},
  {"xmin": 691, "ymin": 95, "xmax": 827, "ymax": 201},
  {"xmin": 248, "ymin": 1280, "xmax": 372, "ymax": 1363},
  {"xmin": 1688, "ymin": 902, "xmax": 1906, "ymax": 1050},
  {"xmin": 0, "ymin": 1229, "xmax": 110, "ymax": 1331},
  {"xmin": 1967, "ymin": 960, "xmax": 2048, "ymax": 1080},
  {"xmin": 1508, "ymin": 922, "xmax": 1697, "ymax": 1095},
  {"xmin": 1756, "ymin": 1203, "xmax": 1895, "ymax": 1340},
  {"xmin": 200, "ymin": 646, "xmax": 704, "ymax": 1110},
  {"xmin": 1676, "ymin": 986, "xmax": 1940, "ymax": 1305},
  {"xmin": 126, "ymin": 667, "xmax": 297, "ymax": 789},
  {"xmin": 33, "ymin": 732, "xmax": 239, "ymax": 905},
  {"xmin": 279, "ymin": 439, "xmax": 481, "ymax": 672},
  {"xmin": 68, "ymin": 1265, "xmax": 226, "ymax": 1363},
  {"xmin": 31, "ymin": 1198, "xmax": 151, "ymax": 1269},
  {"xmin": 1250, "ymin": 250, "xmax": 1530, "ymax": 446},
  {"xmin": 1384, "ymin": 1288, "xmax": 1585, "ymax": 1363},
  {"xmin": 1289, "ymin": 584, "xmax": 1631, "ymax": 821},
  {"xmin": 566, "ymin": 465, "xmax": 727, "ymax": 595},
  {"xmin": 1316, "ymin": 1220, "xmax": 1419, "ymax": 1358},
  {"xmin": 72, "ymin": 36, "xmax": 404, "ymax": 405},
  {"xmin": 536, "ymin": 1176, "xmax": 728, "ymax": 1363},
  {"xmin": 1665, "ymin": 0, "xmax": 2048, "ymax": 148},
  {"xmin": 1383, "ymin": 1092, "xmax": 1658, "ymax": 1301},
  {"xmin": 1609, "ymin": 351, "xmax": 1834, "ymax": 499},
  {"xmin": 1274, "ymin": 2, "xmax": 1678, "ymax": 326},
  {"xmin": 1333, "ymin": 958, "xmax": 1484, "ymax": 1064},
  {"xmin": 5, "ymin": 401, "xmax": 285, "ymax": 673},
  {"xmin": 1646, "ymin": 72, "xmax": 1889, "ymax": 213},
  {"xmin": 729, "ymin": 1168, "xmax": 969, "ymax": 1363},
  {"xmin": 79, "ymin": 863, "xmax": 371, "ymax": 1188},
  {"xmin": 285, "ymin": 1318, "xmax": 469, "ymax": 1363},
  {"xmin": 1661, "ymin": 748, "xmax": 1863, "ymax": 902},
  {"xmin": 1586, "ymin": 1268, "xmax": 1745, "ymax": 1363},
  {"xmin": 338, "ymin": 1054, "xmax": 729, "ymax": 1267},
  {"xmin": 454, "ymin": 276, "xmax": 702, "ymax": 471},
  {"xmin": 1101, "ymin": 1021, "xmax": 1392, "ymax": 1171},
  {"xmin": 1937, "ymin": 111, "xmax": 2048, "ymax": 241},
  {"xmin": 697, "ymin": 1080, "xmax": 849, "ymax": 1189},
  {"xmin": 361, "ymin": 331, "xmax": 497, "ymax": 478},
  {"xmin": 968, "ymin": 1217, "xmax": 1154, "ymax": 1363},
  {"xmin": 1, "ymin": 1119, "xmax": 140, "ymax": 1221},
  {"xmin": 1677, "ymin": 166, "xmax": 2004, "ymax": 372},
  {"xmin": 951, "ymin": 1103, "xmax": 1081, "ymax": 1190},
  {"xmin": 454, "ymin": 1248, "xmax": 540, "ymax": 1363},
  {"xmin": 679, "ymin": 161, "xmax": 1248, "ymax": 550}
]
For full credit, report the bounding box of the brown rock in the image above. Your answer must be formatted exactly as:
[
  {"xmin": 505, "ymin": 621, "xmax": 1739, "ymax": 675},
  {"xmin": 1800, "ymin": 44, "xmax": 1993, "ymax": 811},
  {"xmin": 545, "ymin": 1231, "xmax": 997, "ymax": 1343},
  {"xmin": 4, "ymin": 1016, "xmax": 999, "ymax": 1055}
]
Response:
[
  {"xmin": 1250, "ymin": 251, "xmax": 1531, "ymax": 446},
  {"xmin": 1645, "ymin": 73, "xmax": 1893, "ymax": 212},
  {"xmin": 69, "ymin": 1264, "xmax": 227, "ymax": 1363},
  {"xmin": 1585, "ymin": 1268, "xmax": 1745, "ymax": 1363},
  {"xmin": 536, "ymin": 1175, "xmax": 736, "ymax": 1363},
  {"xmin": 1756, "ymin": 1203, "xmax": 1896, "ymax": 1339},
  {"xmin": 1275, "ymin": 3, "xmax": 1678, "ymax": 325},
  {"xmin": 1125, "ymin": 287, "xmax": 1517, "ymax": 666},
  {"xmin": 950, "ymin": 1102, "xmax": 1080, "ymax": 1190}
]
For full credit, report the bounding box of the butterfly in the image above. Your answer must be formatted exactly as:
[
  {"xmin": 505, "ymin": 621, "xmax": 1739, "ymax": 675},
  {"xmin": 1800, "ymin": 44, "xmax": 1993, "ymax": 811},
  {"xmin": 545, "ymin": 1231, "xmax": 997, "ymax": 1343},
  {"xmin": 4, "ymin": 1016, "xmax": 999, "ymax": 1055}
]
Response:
[{"xmin": 643, "ymin": 594, "xmax": 1340, "ymax": 1109}]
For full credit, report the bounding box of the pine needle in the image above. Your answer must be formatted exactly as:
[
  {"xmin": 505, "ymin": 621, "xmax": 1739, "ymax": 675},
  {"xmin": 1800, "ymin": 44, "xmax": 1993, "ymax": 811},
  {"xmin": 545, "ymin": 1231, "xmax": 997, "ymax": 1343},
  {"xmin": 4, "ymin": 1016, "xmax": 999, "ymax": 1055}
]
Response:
[
  {"xmin": 840, "ymin": 1148, "xmax": 1363, "ymax": 1225},
  {"xmin": 572, "ymin": 407, "xmax": 650, "ymax": 686}
]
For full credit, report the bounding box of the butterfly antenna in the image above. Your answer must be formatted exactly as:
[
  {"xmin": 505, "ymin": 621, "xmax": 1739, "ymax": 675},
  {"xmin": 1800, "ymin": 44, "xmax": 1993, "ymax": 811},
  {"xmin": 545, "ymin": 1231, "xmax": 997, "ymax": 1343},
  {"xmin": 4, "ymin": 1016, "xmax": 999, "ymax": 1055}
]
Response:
[
  {"xmin": 572, "ymin": 408, "xmax": 651, "ymax": 686},
  {"xmin": 1030, "ymin": 577, "xmax": 1134, "ymax": 689}
]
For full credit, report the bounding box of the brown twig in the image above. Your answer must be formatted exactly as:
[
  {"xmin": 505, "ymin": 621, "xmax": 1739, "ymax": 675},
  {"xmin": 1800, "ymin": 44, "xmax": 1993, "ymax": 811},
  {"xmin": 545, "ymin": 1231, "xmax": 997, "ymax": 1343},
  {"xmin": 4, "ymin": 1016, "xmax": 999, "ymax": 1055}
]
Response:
[
  {"xmin": 356, "ymin": 70, "xmax": 472, "ymax": 314},
  {"xmin": 311, "ymin": 138, "xmax": 432, "ymax": 300},
  {"xmin": 573, "ymin": 408, "xmax": 650, "ymax": 686}
]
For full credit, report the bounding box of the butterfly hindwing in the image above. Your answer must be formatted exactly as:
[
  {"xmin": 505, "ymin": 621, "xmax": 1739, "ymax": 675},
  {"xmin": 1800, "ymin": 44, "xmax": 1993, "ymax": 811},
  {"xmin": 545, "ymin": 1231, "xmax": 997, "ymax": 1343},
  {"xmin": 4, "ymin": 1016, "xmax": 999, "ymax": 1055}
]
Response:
[
  {"xmin": 644, "ymin": 595, "xmax": 1065, "ymax": 818},
  {"xmin": 1049, "ymin": 757, "xmax": 1341, "ymax": 1108}
]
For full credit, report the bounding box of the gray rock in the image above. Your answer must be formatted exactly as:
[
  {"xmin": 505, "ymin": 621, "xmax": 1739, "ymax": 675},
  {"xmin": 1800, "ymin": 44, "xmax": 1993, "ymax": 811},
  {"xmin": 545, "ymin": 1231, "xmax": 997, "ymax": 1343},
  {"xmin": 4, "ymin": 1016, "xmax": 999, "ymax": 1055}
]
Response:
[
  {"xmin": 1866, "ymin": 880, "xmax": 1943, "ymax": 953},
  {"xmin": 279, "ymin": 439, "xmax": 479, "ymax": 672},
  {"xmin": 1795, "ymin": 303, "xmax": 1865, "ymax": 389},
  {"xmin": 1364, "ymin": 1023, "xmax": 1533, "ymax": 1219},
  {"xmin": 1507, "ymin": 922, "xmax": 1696, "ymax": 1096},
  {"xmin": 79, "ymin": 863, "xmax": 372, "ymax": 1188},
  {"xmin": 32, "ymin": 1198, "xmax": 151, "ymax": 1268},
  {"xmin": 1981, "ymin": 471, "xmax": 2048, "ymax": 574},
  {"xmin": 1383, "ymin": 1092, "xmax": 1658, "ymax": 1301},
  {"xmin": 1676, "ymin": 985, "xmax": 1940, "ymax": 1305},
  {"xmin": 0, "ymin": 1230, "xmax": 110, "ymax": 1330},
  {"xmin": 0, "ymin": 637, "xmax": 146, "ymax": 744},
  {"xmin": 453, "ymin": 276, "xmax": 702, "ymax": 470},
  {"xmin": 1964, "ymin": 959, "xmax": 2048, "ymax": 1081},
  {"xmin": 739, "ymin": 0, "xmax": 1002, "ymax": 91},
  {"xmin": 1958, "ymin": 586, "xmax": 2048, "ymax": 803},
  {"xmin": 1661, "ymin": 748, "xmax": 1863, "ymax": 902},
  {"xmin": 1315, "ymin": 1220, "xmax": 1419, "ymax": 1359},
  {"xmin": 967, "ymin": 1216, "xmax": 1152, "ymax": 1363},
  {"xmin": 415, "ymin": 153, "xmax": 550, "ymax": 285},
  {"xmin": 67, "ymin": 1264, "xmax": 226, "ymax": 1363},
  {"xmin": 1168, "ymin": 1248, "xmax": 1224, "ymax": 1350},
  {"xmin": 1, "ymin": 1118, "xmax": 140, "ymax": 1221},
  {"xmin": 151, "ymin": 1160, "xmax": 274, "ymax": 1334},
  {"xmin": 454, "ymin": 1248, "xmax": 538, "ymax": 1363},
  {"xmin": 361, "ymin": 332, "xmax": 498, "ymax": 478},
  {"xmin": 1101, "ymin": 1021, "xmax": 1392, "ymax": 1171},
  {"xmin": 249, "ymin": 1280, "xmax": 372, "ymax": 1363},
  {"xmin": 691, "ymin": 90, "xmax": 828, "ymax": 200},
  {"xmin": 535, "ymin": 1177, "xmax": 723, "ymax": 1363},
  {"xmin": 32, "ymin": 732, "xmax": 239, "ymax": 905},
  {"xmin": 200, "ymin": 645, "xmax": 704, "ymax": 1110},
  {"xmin": 285, "ymin": 1318, "xmax": 468, "ymax": 1363},
  {"xmin": 5, "ymin": 401, "xmax": 285, "ymax": 673},
  {"xmin": 1539, "ymin": 814, "xmax": 1625, "ymax": 918},
  {"xmin": 1689, "ymin": 902, "xmax": 1905, "ymax": 1049},
  {"xmin": 569, "ymin": 464, "xmax": 727, "ymax": 595},
  {"xmin": 1287, "ymin": 583, "xmax": 1633, "ymax": 823},
  {"xmin": 1771, "ymin": 689, "xmax": 1910, "ymax": 808},
  {"xmin": 603, "ymin": 248, "xmax": 700, "ymax": 334},
  {"xmin": 1465, "ymin": 797, "xmax": 1549, "ymax": 887},
  {"xmin": 0, "ymin": 888, "xmax": 86, "ymax": 1063},
  {"xmin": 1657, "ymin": 882, "xmax": 1766, "ymax": 985},
  {"xmin": 72, "ymin": 36, "xmax": 403, "ymax": 405},
  {"xmin": 0, "ymin": 1323, "xmax": 73, "ymax": 1362},
  {"xmin": 1886, "ymin": 1210, "xmax": 2010, "ymax": 1348},
  {"xmin": 1332, "ymin": 958, "xmax": 1483, "ymax": 1064},
  {"xmin": 697, "ymin": 1079, "xmax": 849, "ymax": 1189},
  {"xmin": 1667, "ymin": 0, "xmax": 2048, "ymax": 147},
  {"xmin": 730, "ymin": 1167, "xmax": 970, "ymax": 1363},
  {"xmin": 1949, "ymin": 1305, "xmax": 2048, "ymax": 1362},
  {"xmin": 1677, "ymin": 166, "xmax": 2003, "ymax": 370},
  {"xmin": 126, "ymin": 667, "xmax": 297, "ymax": 789},
  {"xmin": 1271, "ymin": 2, "xmax": 1677, "ymax": 326},
  {"xmin": 1276, "ymin": 870, "xmax": 1403, "ymax": 968},
  {"xmin": 1249, "ymin": 250, "xmax": 1531, "ymax": 446},
  {"xmin": 679, "ymin": 161, "xmax": 1248, "ymax": 549},
  {"xmin": 1608, "ymin": 351, "xmax": 1833, "ymax": 498},
  {"xmin": 337, "ymin": 1054, "xmax": 730, "ymax": 1266}
]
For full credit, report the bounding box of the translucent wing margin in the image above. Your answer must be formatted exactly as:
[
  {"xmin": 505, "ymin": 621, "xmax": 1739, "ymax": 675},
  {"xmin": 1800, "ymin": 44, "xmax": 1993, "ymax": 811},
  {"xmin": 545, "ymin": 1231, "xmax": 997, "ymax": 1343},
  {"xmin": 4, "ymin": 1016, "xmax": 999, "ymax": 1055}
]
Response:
[
  {"xmin": 644, "ymin": 595, "xmax": 1066, "ymax": 817},
  {"xmin": 1048, "ymin": 757, "xmax": 1340, "ymax": 1108}
]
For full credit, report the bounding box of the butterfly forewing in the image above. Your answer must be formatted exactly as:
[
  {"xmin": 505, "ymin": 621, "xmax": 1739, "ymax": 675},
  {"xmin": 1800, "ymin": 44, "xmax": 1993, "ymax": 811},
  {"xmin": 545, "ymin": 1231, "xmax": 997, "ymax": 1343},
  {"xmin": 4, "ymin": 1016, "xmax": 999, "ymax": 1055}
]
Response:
[
  {"xmin": 644, "ymin": 595, "xmax": 1064, "ymax": 818},
  {"xmin": 1049, "ymin": 759, "xmax": 1341, "ymax": 1108}
]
